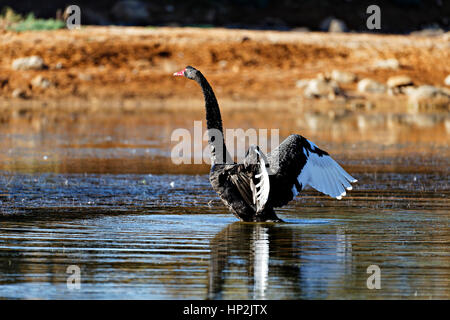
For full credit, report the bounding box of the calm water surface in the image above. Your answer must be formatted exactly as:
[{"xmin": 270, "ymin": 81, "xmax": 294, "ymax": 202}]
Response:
[{"xmin": 0, "ymin": 110, "xmax": 448, "ymax": 299}]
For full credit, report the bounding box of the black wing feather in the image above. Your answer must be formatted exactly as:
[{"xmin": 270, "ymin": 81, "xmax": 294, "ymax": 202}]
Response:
[
  {"xmin": 228, "ymin": 166, "xmax": 255, "ymax": 209},
  {"xmin": 266, "ymin": 134, "xmax": 328, "ymax": 207}
]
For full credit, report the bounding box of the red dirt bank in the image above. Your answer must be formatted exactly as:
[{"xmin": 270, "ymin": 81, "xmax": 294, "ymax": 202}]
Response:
[{"xmin": 0, "ymin": 27, "xmax": 449, "ymax": 117}]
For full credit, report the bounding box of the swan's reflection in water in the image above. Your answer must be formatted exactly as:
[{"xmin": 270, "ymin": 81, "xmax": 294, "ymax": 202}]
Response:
[
  {"xmin": 207, "ymin": 221, "xmax": 353, "ymax": 300},
  {"xmin": 251, "ymin": 224, "xmax": 269, "ymax": 299}
]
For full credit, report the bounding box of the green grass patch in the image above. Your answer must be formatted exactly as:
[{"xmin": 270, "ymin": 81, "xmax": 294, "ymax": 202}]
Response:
[{"xmin": 1, "ymin": 7, "xmax": 65, "ymax": 31}]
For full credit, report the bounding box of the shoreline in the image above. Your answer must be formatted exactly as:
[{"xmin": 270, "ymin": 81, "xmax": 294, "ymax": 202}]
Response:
[{"xmin": 0, "ymin": 26, "xmax": 448, "ymax": 123}]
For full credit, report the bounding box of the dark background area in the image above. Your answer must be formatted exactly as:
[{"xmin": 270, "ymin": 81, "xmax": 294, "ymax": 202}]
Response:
[{"xmin": 0, "ymin": 0, "xmax": 449, "ymax": 33}]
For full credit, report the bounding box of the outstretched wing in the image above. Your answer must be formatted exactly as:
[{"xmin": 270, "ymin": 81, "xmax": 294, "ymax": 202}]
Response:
[
  {"xmin": 267, "ymin": 134, "xmax": 357, "ymax": 207},
  {"xmin": 227, "ymin": 146, "xmax": 270, "ymax": 213}
]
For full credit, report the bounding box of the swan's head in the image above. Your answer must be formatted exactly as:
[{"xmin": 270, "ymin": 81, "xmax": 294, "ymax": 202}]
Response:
[{"xmin": 173, "ymin": 66, "xmax": 198, "ymax": 80}]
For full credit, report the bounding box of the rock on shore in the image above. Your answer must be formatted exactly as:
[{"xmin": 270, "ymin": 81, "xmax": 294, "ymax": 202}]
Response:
[{"xmin": 12, "ymin": 56, "xmax": 45, "ymax": 71}]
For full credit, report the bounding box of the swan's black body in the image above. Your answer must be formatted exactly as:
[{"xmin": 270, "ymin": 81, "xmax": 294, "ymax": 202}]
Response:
[{"xmin": 174, "ymin": 66, "xmax": 357, "ymax": 222}]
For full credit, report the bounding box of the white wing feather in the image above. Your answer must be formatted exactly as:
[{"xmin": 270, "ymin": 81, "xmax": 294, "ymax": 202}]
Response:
[
  {"xmin": 253, "ymin": 150, "xmax": 270, "ymax": 212},
  {"xmin": 297, "ymin": 142, "xmax": 357, "ymax": 200}
]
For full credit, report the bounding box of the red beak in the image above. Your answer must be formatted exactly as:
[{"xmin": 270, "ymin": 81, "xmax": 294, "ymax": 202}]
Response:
[{"xmin": 173, "ymin": 68, "xmax": 185, "ymax": 76}]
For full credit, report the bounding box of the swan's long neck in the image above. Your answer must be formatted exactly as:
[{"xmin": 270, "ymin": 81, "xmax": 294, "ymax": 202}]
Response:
[{"xmin": 196, "ymin": 73, "xmax": 232, "ymax": 165}]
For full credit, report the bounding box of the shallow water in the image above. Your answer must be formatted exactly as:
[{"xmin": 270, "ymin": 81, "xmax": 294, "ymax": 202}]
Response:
[
  {"xmin": 0, "ymin": 111, "xmax": 449, "ymax": 299},
  {"xmin": 0, "ymin": 206, "xmax": 448, "ymax": 299}
]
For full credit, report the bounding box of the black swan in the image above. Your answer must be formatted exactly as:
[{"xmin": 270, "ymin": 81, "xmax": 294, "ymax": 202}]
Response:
[{"xmin": 174, "ymin": 66, "xmax": 357, "ymax": 222}]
